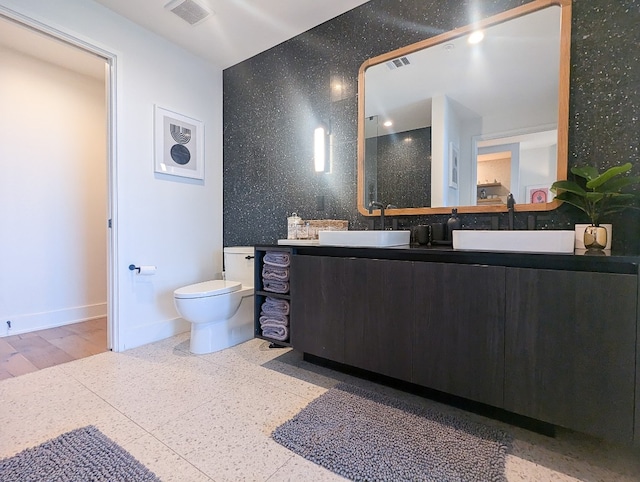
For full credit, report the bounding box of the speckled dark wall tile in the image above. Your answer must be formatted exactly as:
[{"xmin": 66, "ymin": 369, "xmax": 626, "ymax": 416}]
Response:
[
  {"xmin": 377, "ymin": 128, "xmax": 431, "ymax": 208},
  {"xmin": 223, "ymin": 0, "xmax": 640, "ymax": 253}
]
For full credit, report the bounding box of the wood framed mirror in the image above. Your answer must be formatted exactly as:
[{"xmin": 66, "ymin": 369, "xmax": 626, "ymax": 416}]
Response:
[{"xmin": 357, "ymin": 0, "xmax": 572, "ymax": 216}]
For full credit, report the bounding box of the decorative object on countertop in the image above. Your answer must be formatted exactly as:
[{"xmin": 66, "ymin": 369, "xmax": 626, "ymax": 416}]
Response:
[
  {"xmin": 415, "ymin": 225, "xmax": 430, "ymax": 245},
  {"xmin": 446, "ymin": 208, "xmax": 461, "ymax": 240},
  {"xmin": 551, "ymin": 163, "xmax": 640, "ymax": 250},
  {"xmin": 288, "ymin": 216, "xmax": 348, "ymax": 240},
  {"xmin": 307, "ymin": 219, "xmax": 348, "ymax": 240},
  {"xmin": 574, "ymin": 223, "xmax": 612, "ymax": 251},
  {"xmin": 272, "ymin": 382, "xmax": 511, "ymax": 481},
  {"xmin": 430, "ymin": 222, "xmax": 448, "ymax": 245},
  {"xmin": 287, "ymin": 213, "xmax": 303, "ymax": 240}
]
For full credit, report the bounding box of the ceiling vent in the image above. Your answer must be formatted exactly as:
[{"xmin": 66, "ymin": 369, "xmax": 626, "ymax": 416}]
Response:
[
  {"xmin": 386, "ymin": 56, "xmax": 411, "ymax": 70},
  {"xmin": 165, "ymin": 0, "xmax": 214, "ymax": 26}
]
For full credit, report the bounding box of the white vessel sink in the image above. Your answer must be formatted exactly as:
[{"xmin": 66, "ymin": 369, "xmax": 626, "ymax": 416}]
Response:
[
  {"xmin": 319, "ymin": 230, "xmax": 411, "ymax": 247},
  {"xmin": 452, "ymin": 230, "xmax": 575, "ymax": 254}
]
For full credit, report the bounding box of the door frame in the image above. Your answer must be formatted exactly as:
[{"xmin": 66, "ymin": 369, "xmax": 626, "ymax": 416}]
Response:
[{"xmin": 0, "ymin": 7, "xmax": 120, "ymax": 350}]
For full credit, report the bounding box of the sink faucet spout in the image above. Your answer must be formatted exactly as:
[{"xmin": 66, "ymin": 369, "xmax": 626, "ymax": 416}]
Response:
[
  {"xmin": 507, "ymin": 193, "xmax": 515, "ymax": 230},
  {"xmin": 368, "ymin": 201, "xmax": 386, "ymax": 231}
]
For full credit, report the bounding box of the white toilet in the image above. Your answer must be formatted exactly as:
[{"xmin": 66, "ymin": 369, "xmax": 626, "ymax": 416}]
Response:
[{"xmin": 174, "ymin": 246, "xmax": 255, "ymax": 354}]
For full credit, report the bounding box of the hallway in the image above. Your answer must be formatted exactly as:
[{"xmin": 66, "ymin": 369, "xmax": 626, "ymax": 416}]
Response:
[{"xmin": 0, "ymin": 318, "xmax": 107, "ymax": 379}]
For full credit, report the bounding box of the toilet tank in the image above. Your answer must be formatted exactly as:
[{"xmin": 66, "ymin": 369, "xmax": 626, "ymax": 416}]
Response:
[{"xmin": 223, "ymin": 246, "xmax": 255, "ymax": 288}]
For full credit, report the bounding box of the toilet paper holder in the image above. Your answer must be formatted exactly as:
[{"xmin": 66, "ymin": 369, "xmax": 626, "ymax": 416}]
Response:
[{"xmin": 129, "ymin": 264, "xmax": 156, "ymax": 275}]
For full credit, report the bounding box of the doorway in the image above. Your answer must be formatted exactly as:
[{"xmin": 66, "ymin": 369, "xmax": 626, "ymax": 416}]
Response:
[{"xmin": 0, "ymin": 13, "xmax": 117, "ymax": 352}]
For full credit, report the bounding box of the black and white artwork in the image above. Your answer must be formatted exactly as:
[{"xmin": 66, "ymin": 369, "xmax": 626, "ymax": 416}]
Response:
[{"xmin": 154, "ymin": 105, "xmax": 204, "ymax": 180}]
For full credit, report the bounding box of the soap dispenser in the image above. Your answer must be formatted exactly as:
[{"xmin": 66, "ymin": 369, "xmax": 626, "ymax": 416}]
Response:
[{"xmin": 447, "ymin": 208, "xmax": 461, "ymax": 241}]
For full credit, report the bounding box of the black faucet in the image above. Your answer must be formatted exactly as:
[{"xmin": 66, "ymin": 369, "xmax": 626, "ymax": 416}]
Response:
[
  {"xmin": 507, "ymin": 193, "xmax": 515, "ymax": 230},
  {"xmin": 368, "ymin": 201, "xmax": 385, "ymax": 230}
]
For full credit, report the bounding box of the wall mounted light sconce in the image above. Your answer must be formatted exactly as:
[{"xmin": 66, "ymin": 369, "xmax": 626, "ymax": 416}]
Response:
[{"xmin": 314, "ymin": 122, "xmax": 331, "ymax": 173}]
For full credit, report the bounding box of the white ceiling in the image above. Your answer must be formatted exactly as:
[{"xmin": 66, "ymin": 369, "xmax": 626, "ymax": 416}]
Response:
[
  {"xmin": 0, "ymin": 0, "xmax": 370, "ymax": 83},
  {"xmin": 365, "ymin": 5, "xmax": 561, "ymax": 136},
  {"xmin": 92, "ymin": 0, "xmax": 371, "ymax": 69}
]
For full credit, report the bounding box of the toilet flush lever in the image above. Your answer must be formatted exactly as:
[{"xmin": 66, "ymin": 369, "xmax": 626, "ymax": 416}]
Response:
[{"xmin": 245, "ymin": 255, "xmax": 255, "ymax": 260}]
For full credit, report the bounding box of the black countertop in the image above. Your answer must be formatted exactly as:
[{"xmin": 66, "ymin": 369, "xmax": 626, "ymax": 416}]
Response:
[{"xmin": 257, "ymin": 244, "xmax": 640, "ymax": 275}]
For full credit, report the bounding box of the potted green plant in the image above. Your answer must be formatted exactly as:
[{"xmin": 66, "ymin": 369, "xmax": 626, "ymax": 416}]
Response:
[{"xmin": 551, "ymin": 162, "xmax": 640, "ymax": 250}]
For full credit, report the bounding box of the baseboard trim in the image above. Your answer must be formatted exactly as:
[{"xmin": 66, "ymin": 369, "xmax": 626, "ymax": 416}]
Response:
[
  {"xmin": 1, "ymin": 303, "xmax": 107, "ymax": 337},
  {"xmin": 117, "ymin": 317, "xmax": 189, "ymax": 351}
]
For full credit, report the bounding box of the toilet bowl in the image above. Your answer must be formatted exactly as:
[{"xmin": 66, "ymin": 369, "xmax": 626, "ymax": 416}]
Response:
[{"xmin": 174, "ymin": 246, "xmax": 255, "ymax": 354}]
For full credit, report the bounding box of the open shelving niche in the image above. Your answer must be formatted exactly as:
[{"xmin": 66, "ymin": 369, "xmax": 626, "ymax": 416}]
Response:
[{"xmin": 254, "ymin": 245, "xmax": 293, "ymax": 347}]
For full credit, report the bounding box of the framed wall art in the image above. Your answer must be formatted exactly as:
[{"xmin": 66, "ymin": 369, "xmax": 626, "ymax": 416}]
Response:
[
  {"xmin": 526, "ymin": 184, "xmax": 552, "ymax": 204},
  {"xmin": 154, "ymin": 105, "xmax": 204, "ymax": 180},
  {"xmin": 448, "ymin": 142, "xmax": 459, "ymax": 189}
]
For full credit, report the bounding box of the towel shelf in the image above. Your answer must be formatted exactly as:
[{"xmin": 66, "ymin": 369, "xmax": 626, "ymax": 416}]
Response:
[{"xmin": 254, "ymin": 246, "xmax": 293, "ymax": 347}]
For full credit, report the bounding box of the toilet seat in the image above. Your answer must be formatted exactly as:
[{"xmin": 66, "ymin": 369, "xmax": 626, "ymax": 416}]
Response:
[{"xmin": 174, "ymin": 280, "xmax": 241, "ymax": 299}]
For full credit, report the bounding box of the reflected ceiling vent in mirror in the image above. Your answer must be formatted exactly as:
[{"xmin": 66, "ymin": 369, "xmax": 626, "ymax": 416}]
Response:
[
  {"xmin": 386, "ymin": 56, "xmax": 411, "ymax": 70},
  {"xmin": 165, "ymin": 0, "xmax": 214, "ymax": 26}
]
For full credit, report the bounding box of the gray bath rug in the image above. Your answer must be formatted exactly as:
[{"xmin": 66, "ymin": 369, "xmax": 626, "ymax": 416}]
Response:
[
  {"xmin": 272, "ymin": 383, "xmax": 511, "ymax": 481},
  {"xmin": 0, "ymin": 426, "xmax": 160, "ymax": 482}
]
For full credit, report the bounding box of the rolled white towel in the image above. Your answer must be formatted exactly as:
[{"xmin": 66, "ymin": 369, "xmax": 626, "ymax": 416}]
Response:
[
  {"xmin": 260, "ymin": 313, "xmax": 288, "ymax": 325},
  {"xmin": 261, "ymin": 297, "xmax": 290, "ymax": 315},
  {"xmin": 264, "ymin": 252, "xmax": 291, "ymax": 268},
  {"xmin": 263, "ymin": 280, "xmax": 289, "ymax": 294},
  {"xmin": 261, "ymin": 323, "xmax": 289, "ymax": 341},
  {"xmin": 262, "ymin": 265, "xmax": 289, "ymax": 281}
]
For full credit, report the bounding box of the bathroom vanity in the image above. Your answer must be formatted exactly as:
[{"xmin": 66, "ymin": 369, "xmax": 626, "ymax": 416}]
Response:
[{"xmin": 254, "ymin": 244, "xmax": 640, "ymax": 447}]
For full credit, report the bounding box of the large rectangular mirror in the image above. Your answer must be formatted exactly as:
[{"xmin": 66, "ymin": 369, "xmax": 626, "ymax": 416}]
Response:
[{"xmin": 357, "ymin": 0, "xmax": 572, "ymax": 216}]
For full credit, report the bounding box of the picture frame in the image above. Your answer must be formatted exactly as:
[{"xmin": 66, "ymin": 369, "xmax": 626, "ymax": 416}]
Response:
[
  {"xmin": 526, "ymin": 184, "xmax": 553, "ymax": 204},
  {"xmin": 154, "ymin": 105, "xmax": 204, "ymax": 180},
  {"xmin": 448, "ymin": 142, "xmax": 459, "ymax": 189}
]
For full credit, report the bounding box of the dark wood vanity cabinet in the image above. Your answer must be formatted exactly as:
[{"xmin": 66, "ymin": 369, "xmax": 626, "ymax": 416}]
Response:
[
  {"xmin": 342, "ymin": 258, "xmax": 414, "ymax": 381},
  {"xmin": 504, "ymin": 268, "xmax": 638, "ymax": 444},
  {"xmin": 293, "ymin": 256, "xmax": 505, "ymax": 400},
  {"xmin": 287, "ymin": 248, "xmax": 640, "ymax": 446},
  {"xmin": 291, "ymin": 255, "xmax": 414, "ymax": 381},
  {"xmin": 290, "ymin": 255, "xmax": 346, "ymax": 362},
  {"xmin": 413, "ymin": 263, "xmax": 505, "ymax": 407}
]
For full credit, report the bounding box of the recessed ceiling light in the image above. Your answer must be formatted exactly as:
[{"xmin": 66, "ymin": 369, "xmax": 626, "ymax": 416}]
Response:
[
  {"xmin": 383, "ymin": 121, "xmax": 393, "ymax": 127},
  {"xmin": 468, "ymin": 30, "xmax": 485, "ymax": 44}
]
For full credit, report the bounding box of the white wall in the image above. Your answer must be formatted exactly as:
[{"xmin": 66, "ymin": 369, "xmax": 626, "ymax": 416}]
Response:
[
  {"xmin": 518, "ymin": 144, "xmax": 557, "ymax": 202},
  {"xmin": 0, "ymin": 0, "xmax": 224, "ymax": 350},
  {"xmin": 431, "ymin": 94, "xmax": 462, "ymax": 207},
  {"xmin": 0, "ymin": 48, "xmax": 107, "ymax": 334}
]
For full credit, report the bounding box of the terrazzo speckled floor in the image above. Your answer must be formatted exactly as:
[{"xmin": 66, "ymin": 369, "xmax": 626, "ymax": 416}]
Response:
[{"xmin": 1, "ymin": 334, "xmax": 639, "ymax": 481}]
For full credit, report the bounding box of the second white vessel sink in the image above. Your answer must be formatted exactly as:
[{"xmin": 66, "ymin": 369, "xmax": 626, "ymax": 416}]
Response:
[
  {"xmin": 452, "ymin": 230, "xmax": 575, "ymax": 254},
  {"xmin": 319, "ymin": 230, "xmax": 410, "ymax": 247}
]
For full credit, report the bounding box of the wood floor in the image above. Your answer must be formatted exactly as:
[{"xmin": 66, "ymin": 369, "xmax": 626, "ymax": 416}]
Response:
[{"xmin": 0, "ymin": 318, "xmax": 108, "ymax": 380}]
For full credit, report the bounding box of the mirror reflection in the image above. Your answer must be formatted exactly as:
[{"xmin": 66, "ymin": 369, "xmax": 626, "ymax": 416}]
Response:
[{"xmin": 358, "ymin": 0, "xmax": 571, "ymax": 215}]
